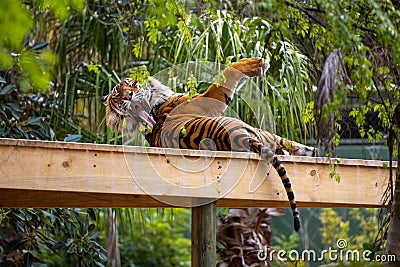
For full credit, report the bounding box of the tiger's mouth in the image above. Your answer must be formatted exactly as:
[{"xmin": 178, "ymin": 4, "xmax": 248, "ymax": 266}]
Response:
[{"xmin": 129, "ymin": 99, "xmax": 156, "ymax": 136}]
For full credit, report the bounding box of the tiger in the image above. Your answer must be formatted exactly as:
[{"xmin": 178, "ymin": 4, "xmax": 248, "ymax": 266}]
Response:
[{"xmin": 101, "ymin": 58, "xmax": 316, "ymax": 231}]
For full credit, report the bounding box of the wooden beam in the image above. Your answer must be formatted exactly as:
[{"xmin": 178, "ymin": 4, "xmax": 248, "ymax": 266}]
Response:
[{"xmin": 0, "ymin": 138, "xmax": 394, "ymax": 208}]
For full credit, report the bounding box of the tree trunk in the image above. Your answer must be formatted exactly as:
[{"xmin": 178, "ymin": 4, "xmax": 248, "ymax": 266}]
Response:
[{"xmin": 383, "ymin": 142, "xmax": 400, "ymax": 265}]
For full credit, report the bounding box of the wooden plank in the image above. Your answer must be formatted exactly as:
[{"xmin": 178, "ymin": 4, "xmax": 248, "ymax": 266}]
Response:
[
  {"xmin": 0, "ymin": 138, "xmax": 394, "ymax": 208},
  {"xmin": 191, "ymin": 201, "xmax": 216, "ymax": 267}
]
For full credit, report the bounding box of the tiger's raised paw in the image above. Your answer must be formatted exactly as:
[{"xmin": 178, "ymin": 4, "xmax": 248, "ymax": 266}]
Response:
[{"xmin": 231, "ymin": 57, "xmax": 269, "ymax": 77}]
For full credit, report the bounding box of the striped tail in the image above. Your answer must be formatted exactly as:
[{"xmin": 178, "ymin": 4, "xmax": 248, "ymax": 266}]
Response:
[{"xmin": 272, "ymin": 156, "xmax": 300, "ymax": 232}]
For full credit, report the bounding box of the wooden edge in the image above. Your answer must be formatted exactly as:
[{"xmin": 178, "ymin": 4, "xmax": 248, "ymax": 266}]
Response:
[
  {"xmin": 0, "ymin": 189, "xmax": 385, "ymax": 209},
  {"xmin": 0, "ymin": 189, "xmax": 172, "ymax": 208},
  {"xmin": 0, "ymin": 138, "xmax": 396, "ymax": 168}
]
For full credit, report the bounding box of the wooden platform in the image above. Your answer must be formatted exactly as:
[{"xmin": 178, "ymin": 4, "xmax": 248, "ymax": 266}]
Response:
[{"xmin": 0, "ymin": 138, "xmax": 393, "ymax": 208}]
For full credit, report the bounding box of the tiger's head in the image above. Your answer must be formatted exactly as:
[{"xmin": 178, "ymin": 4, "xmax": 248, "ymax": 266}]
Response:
[{"xmin": 101, "ymin": 78, "xmax": 155, "ymax": 136}]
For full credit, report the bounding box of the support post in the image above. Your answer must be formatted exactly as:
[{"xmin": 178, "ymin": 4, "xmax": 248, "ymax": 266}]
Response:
[{"xmin": 191, "ymin": 201, "xmax": 217, "ymax": 267}]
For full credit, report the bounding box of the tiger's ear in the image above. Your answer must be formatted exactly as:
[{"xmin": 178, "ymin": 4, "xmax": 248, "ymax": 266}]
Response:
[{"xmin": 101, "ymin": 95, "xmax": 109, "ymax": 105}]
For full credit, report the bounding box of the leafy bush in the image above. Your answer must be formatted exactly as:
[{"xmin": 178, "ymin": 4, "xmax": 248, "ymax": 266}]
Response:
[
  {"xmin": 0, "ymin": 208, "xmax": 106, "ymax": 266},
  {"xmin": 117, "ymin": 209, "xmax": 191, "ymax": 267}
]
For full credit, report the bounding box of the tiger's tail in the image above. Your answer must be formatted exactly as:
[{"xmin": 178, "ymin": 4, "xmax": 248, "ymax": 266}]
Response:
[
  {"xmin": 250, "ymin": 140, "xmax": 300, "ymax": 232},
  {"xmin": 272, "ymin": 156, "xmax": 300, "ymax": 232}
]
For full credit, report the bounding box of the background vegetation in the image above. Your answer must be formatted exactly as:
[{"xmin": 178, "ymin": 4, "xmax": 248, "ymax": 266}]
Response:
[{"xmin": 0, "ymin": 0, "xmax": 399, "ymax": 266}]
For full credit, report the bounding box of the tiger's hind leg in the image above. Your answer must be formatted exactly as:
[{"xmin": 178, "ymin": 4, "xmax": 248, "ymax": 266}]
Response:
[
  {"xmin": 252, "ymin": 128, "xmax": 316, "ymax": 157},
  {"xmin": 249, "ymin": 138, "xmax": 300, "ymax": 232},
  {"xmin": 274, "ymin": 134, "xmax": 317, "ymax": 157}
]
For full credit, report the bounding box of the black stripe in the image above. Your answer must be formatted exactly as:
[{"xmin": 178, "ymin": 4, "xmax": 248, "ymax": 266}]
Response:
[
  {"xmin": 193, "ymin": 119, "xmax": 209, "ymax": 146},
  {"xmin": 182, "ymin": 119, "xmax": 201, "ymax": 147},
  {"xmin": 284, "ymin": 183, "xmax": 292, "ymax": 189},
  {"xmin": 227, "ymin": 125, "xmax": 244, "ymax": 135},
  {"xmin": 208, "ymin": 119, "xmax": 221, "ymax": 139},
  {"xmin": 278, "ymin": 168, "xmax": 286, "ymax": 177},
  {"xmin": 273, "ymin": 157, "xmax": 280, "ymax": 168},
  {"xmin": 294, "ymin": 217, "xmax": 300, "ymax": 232},
  {"xmin": 291, "ymin": 203, "xmax": 297, "ymax": 209},
  {"xmin": 287, "ymin": 192, "xmax": 294, "ymax": 200}
]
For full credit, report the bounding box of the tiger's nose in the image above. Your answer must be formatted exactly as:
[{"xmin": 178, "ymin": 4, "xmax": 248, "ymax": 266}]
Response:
[{"xmin": 101, "ymin": 95, "xmax": 108, "ymax": 104}]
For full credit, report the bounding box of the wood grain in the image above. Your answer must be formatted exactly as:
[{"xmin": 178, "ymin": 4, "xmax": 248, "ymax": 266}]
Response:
[{"xmin": 0, "ymin": 138, "xmax": 394, "ymax": 208}]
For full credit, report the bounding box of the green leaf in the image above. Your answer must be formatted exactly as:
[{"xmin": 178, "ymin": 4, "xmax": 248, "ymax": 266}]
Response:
[
  {"xmin": 0, "ymin": 85, "xmax": 15, "ymax": 95},
  {"xmin": 382, "ymin": 162, "xmax": 388, "ymax": 168},
  {"xmin": 86, "ymin": 208, "xmax": 97, "ymax": 221},
  {"xmin": 27, "ymin": 117, "xmax": 45, "ymax": 126},
  {"xmin": 0, "ymin": 77, "xmax": 6, "ymax": 83},
  {"xmin": 67, "ymin": 245, "xmax": 76, "ymax": 254},
  {"xmin": 64, "ymin": 134, "xmax": 82, "ymax": 142},
  {"xmin": 23, "ymin": 252, "xmax": 33, "ymax": 267},
  {"xmin": 89, "ymin": 231, "xmax": 99, "ymax": 239},
  {"xmin": 180, "ymin": 126, "xmax": 186, "ymax": 135},
  {"xmin": 32, "ymin": 42, "xmax": 48, "ymax": 50},
  {"xmin": 52, "ymin": 242, "xmax": 66, "ymax": 250},
  {"xmin": 6, "ymin": 238, "xmax": 26, "ymax": 252},
  {"xmin": 18, "ymin": 78, "xmax": 33, "ymax": 93},
  {"xmin": 4, "ymin": 103, "xmax": 21, "ymax": 120},
  {"xmin": 66, "ymin": 238, "xmax": 75, "ymax": 246},
  {"xmin": 15, "ymin": 125, "xmax": 29, "ymax": 139}
]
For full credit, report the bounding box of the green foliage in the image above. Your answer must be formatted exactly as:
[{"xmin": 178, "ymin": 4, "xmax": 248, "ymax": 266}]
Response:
[
  {"xmin": 55, "ymin": 63, "xmax": 121, "ymax": 143},
  {"xmin": 115, "ymin": 208, "xmax": 191, "ymax": 267},
  {"xmin": 320, "ymin": 209, "xmax": 350, "ymax": 252},
  {"xmin": 0, "ymin": 208, "xmax": 105, "ymax": 266},
  {"xmin": 0, "ymin": 79, "xmax": 55, "ymax": 140},
  {"xmin": 265, "ymin": 40, "xmax": 314, "ymax": 140},
  {"xmin": 32, "ymin": 0, "xmax": 84, "ymax": 20},
  {"xmin": 261, "ymin": 0, "xmax": 400, "ymax": 152},
  {"xmin": 329, "ymin": 159, "xmax": 341, "ymax": 183},
  {"xmin": 319, "ymin": 208, "xmax": 380, "ymax": 264},
  {"xmin": 273, "ymin": 232, "xmax": 301, "ymax": 252},
  {"xmin": 272, "ymin": 233, "xmax": 304, "ymax": 266},
  {"xmin": 0, "ymin": 1, "xmax": 83, "ymax": 94},
  {"xmin": 0, "ymin": 1, "xmax": 32, "ymax": 51},
  {"xmin": 186, "ymin": 73, "xmax": 198, "ymax": 101},
  {"xmin": 130, "ymin": 66, "xmax": 150, "ymax": 87}
]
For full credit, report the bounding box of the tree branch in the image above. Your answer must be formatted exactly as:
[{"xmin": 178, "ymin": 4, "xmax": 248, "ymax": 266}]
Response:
[
  {"xmin": 352, "ymin": 23, "xmax": 377, "ymax": 34},
  {"xmin": 284, "ymin": 1, "xmax": 327, "ymax": 28},
  {"xmin": 285, "ymin": 1, "xmax": 377, "ymax": 34}
]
